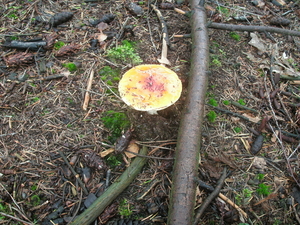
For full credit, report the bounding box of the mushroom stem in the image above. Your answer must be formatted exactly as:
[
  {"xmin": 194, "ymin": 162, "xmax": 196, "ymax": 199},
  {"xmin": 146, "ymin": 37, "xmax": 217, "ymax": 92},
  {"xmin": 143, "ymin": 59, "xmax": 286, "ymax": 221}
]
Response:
[{"xmin": 147, "ymin": 109, "xmax": 158, "ymax": 115}]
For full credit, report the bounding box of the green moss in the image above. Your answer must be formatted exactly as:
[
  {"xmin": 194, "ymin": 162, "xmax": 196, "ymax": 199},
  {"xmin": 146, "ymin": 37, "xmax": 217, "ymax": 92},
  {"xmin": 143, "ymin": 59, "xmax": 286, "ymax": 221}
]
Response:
[
  {"xmin": 107, "ymin": 40, "xmax": 143, "ymax": 65},
  {"xmin": 101, "ymin": 110, "xmax": 130, "ymax": 143},
  {"xmin": 233, "ymin": 127, "xmax": 242, "ymax": 133},
  {"xmin": 229, "ymin": 32, "xmax": 241, "ymax": 41},
  {"xmin": 54, "ymin": 41, "xmax": 65, "ymax": 50},
  {"xmin": 207, "ymin": 110, "xmax": 217, "ymax": 123},
  {"xmin": 99, "ymin": 66, "xmax": 121, "ymax": 86},
  {"xmin": 223, "ymin": 100, "xmax": 230, "ymax": 105},
  {"xmin": 256, "ymin": 183, "xmax": 272, "ymax": 196},
  {"xmin": 62, "ymin": 63, "xmax": 77, "ymax": 72},
  {"xmin": 208, "ymin": 98, "xmax": 218, "ymax": 107}
]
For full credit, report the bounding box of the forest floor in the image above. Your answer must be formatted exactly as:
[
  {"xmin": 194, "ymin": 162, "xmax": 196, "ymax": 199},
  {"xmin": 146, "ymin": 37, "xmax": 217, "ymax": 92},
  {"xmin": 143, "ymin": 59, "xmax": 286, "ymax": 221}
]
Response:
[{"xmin": 1, "ymin": 0, "xmax": 300, "ymax": 224}]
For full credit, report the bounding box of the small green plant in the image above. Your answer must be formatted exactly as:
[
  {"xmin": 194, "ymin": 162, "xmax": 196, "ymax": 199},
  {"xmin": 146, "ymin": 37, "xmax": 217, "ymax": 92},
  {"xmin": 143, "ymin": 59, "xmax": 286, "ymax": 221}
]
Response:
[
  {"xmin": 211, "ymin": 56, "xmax": 222, "ymax": 67},
  {"xmin": 233, "ymin": 127, "xmax": 242, "ymax": 133},
  {"xmin": 0, "ymin": 202, "xmax": 10, "ymax": 220},
  {"xmin": 107, "ymin": 40, "xmax": 143, "ymax": 65},
  {"xmin": 30, "ymin": 195, "xmax": 41, "ymax": 207},
  {"xmin": 106, "ymin": 155, "xmax": 122, "ymax": 167},
  {"xmin": 207, "ymin": 110, "xmax": 217, "ymax": 123},
  {"xmin": 256, "ymin": 183, "xmax": 272, "ymax": 196},
  {"xmin": 62, "ymin": 62, "xmax": 77, "ymax": 72},
  {"xmin": 208, "ymin": 98, "xmax": 218, "ymax": 107},
  {"xmin": 223, "ymin": 100, "xmax": 230, "ymax": 105},
  {"xmin": 101, "ymin": 111, "xmax": 130, "ymax": 143},
  {"xmin": 118, "ymin": 198, "xmax": 133, "ymax": 217},
  {"xmin": 54, "ymin": 41, "xmax": 65, "ymax": 50},
  {"xmin": 238, "ymin": 99, "xmax": 246, "ymax": 106},
  {"xmin": 256, "ymin": 173, "xmax": 265, "ymax": 181},
  {"xmin": 229, "ymin": 32, "xmax": 241, "ymax": 41},
  {"xmin": 216, "ymin": 6, "xmax": 230, "ymax": 17},
  {"xmin": 235, "ymin": 188, "xmax": 253, "ymax": 205}
]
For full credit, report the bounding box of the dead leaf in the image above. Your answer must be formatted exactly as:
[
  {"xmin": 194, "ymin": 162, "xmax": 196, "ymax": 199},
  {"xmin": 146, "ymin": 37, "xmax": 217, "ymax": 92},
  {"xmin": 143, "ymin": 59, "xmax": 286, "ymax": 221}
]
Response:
[
  {"xmin": 125, "ymin": 143, "xmax": 139, "ymax": 158},
  {"xmin": 96, "ymin": 22, "xmax": 109, "ymax": 31},
  {"xmin": 252, "ymin": 156, "xmax": 267, "ymax": 170},
  {"xmin": 100, "ymin": 148, "xmax": 115, "ymax": 158},
  {"xmin": 95, "ymin": 33, "xmax": 107, "ymax": 42}
]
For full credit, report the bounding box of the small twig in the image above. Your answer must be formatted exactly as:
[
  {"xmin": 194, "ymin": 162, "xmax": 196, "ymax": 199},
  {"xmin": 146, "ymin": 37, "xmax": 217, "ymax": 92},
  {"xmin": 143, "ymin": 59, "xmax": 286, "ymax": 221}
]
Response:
[
  {"xmin": 193, "ymin": 167, "xmax": 227, "ymax": 224},
  {"xmin": 58, "ymin": 150, "xmax": 89, "ymax": 195},
  {"xmin": 125, "ymin": 150, "xmax": 174, "ymax": 160},
  {"xmin": 67, "ymin": 189, "xmax": 83, "ymax": 225},
  {"xmin": 151, "ymin": 4, "xmax": 171, "ymax": 65},
  {"xmin": 0, "ymin": 133, "xmax": 17, "ymax": 137},
  {"xmin": 0, "ymin": 212, "xmax": 34, "ymax": 225},
  {"xmin": 82, "ymin": 69, "xmax": 94, "ymax": 110}
]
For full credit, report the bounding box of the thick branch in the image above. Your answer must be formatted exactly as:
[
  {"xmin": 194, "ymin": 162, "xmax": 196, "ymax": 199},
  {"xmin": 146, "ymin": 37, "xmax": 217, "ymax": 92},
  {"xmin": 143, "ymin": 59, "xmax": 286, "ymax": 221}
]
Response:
[{"xmin": 167, "ymin": 1, "xmax": 209, "ymax": 224}]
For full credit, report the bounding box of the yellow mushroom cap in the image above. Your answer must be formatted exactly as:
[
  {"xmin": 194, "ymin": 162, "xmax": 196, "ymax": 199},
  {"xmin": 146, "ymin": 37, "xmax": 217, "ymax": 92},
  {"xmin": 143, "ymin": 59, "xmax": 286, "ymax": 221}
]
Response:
[{"xmin": 118, "ymin": 64, "xmax": 182, "ymax": 112}]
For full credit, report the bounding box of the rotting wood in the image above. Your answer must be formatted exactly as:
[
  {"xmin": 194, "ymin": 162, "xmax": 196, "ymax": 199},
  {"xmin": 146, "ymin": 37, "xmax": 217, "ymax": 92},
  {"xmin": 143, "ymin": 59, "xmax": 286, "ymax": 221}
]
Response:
[
  {"xmin": 167, "ymin": 0, "xmax": 209, "ymax": 224},
  {"xmin": 69, "ymin": 146, "xmax": 148, "ymax": 225}
]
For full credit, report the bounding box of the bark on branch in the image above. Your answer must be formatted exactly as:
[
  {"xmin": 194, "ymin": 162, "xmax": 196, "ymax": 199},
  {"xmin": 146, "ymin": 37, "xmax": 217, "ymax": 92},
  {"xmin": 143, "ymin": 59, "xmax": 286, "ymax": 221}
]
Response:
[
  {"xmin": 167, "ymin": 0, "xmax": 209, "ymax": 224},
  {"xmin": 208, "ymin": 22, "xmax": 300, "ymax": 37}
]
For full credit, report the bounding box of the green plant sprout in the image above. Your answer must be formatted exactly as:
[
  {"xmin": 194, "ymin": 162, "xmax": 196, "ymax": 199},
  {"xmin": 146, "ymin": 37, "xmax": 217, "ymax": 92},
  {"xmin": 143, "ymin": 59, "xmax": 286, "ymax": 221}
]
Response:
[
  {"xmin": 62, "ymin": 63, "xmax": 77, "ymax": 72},
  {"xmin": 208, "ymin": 98, "xmax": 218, "ymax": 107},
  {"xmin": 107, "ymin": 40, "xmax": 143, "ymax": 65},
  {"xmin": 101, "ymin": 110, "xmax": 130, "ymax": 143},
  {"xmin": 207, "ymin": 110, "xmax": 217, "ymax": 123},
  {"xmin": 238, "ymin": 99, "xmax": 246, "ymax": 106},
  {"xmin": 211, "ymin": 56, "xmax": 222, "ymax": 67},
  {"xmin": 256, "ymin": 183, "xmax": 272, "ymax": 196},
  {"xmin": 118, "ymin": 198, "xmax": 133, "ymax": 217},
  {"xmin": 229, "ymin": 32, "xmax": 241, "ymax": 41}
]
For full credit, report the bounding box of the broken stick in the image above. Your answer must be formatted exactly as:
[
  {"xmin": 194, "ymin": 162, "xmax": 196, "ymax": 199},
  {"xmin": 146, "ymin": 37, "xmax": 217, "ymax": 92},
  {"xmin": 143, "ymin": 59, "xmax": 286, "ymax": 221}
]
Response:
[{"xmin": 82, "ymin": 69, "xmax": 94, "ymax": 110}]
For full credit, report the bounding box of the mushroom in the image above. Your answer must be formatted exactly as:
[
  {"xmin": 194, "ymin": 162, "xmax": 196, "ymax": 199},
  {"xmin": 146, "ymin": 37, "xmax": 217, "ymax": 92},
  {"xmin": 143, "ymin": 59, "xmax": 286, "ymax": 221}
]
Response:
[{"xmin": 118, "ymin": 64, "xmax": 182, "ymax": 114}]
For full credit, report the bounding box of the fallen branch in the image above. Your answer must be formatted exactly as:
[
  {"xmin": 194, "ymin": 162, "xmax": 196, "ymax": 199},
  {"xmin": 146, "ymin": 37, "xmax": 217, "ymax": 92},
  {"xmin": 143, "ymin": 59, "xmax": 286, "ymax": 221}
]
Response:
[
  {"xmin": 168, "ymin": 0, "xmax": 209, "ymax": 224},
  {"xmin": 208, "ymin": 22, "xmax": 300, "ymax": 37},
  {"xmin": 69, "ymin": 146, "xmax": 148, "ymax": 225},
  {"xmin": 174, "ymin": 23, "xmax": 300, "ymax": 38}
]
